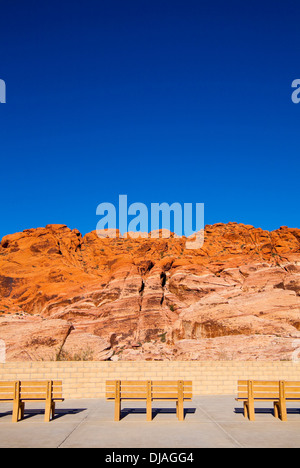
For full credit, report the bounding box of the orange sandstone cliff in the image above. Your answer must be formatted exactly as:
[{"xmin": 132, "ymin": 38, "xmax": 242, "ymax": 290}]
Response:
[{"xmin": 0, "ymin": 223, "xmax": 299, "ymax": 361}]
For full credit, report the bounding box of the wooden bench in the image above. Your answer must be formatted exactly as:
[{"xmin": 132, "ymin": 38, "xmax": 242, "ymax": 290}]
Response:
[
  {"xmin": 106, "ymin": 380, "xmax": 192, "ymax": 421},
  {"xmin": 236, "ymin": 380, "xmax": 300, "ymax": 421},
  {"xmin": 0, "ymin": 380, "xmax": 64, "ymax": 422},
  {"xmin": 0, "ymin": 381, "xmax": 19, "ymax": 422}
]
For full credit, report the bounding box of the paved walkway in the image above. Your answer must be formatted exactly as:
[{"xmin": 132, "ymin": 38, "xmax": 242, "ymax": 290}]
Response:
[{"xmin": 0, "ymin": 395, "xmax": 300, "ymax": 448}]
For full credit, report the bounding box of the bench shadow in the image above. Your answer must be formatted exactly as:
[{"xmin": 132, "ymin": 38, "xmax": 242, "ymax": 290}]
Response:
[
  {"xmin": 120, "ymin": 407, "xmax": 196, "ymax": 420},
  {"xmin": 0, "ymin": 411, "xmax": 13, "ymax": 418},
  {"xmin": 234, "ymin": 407, "xmax": 300, "ymax": 416},
  {"xmin": 0, "ymin": 408, "xmax": 87, "ymax": 421}
]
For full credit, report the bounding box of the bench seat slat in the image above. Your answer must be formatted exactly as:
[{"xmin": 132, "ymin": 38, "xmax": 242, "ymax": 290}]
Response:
[
  {"xmin": 252, "ymin": 381, "xmax": 281, "ymax": 386},
  {"xmin": 248, "ymin": 393, "xmax": 280, "ymax": 399},
  {"xmin": 20, "ymin": 387, "xmax": 47, "ymax": 394},
  {"xmin": 154, "ymin": 397, "xmax": 192, "ymax": 402},
  {"xmin": 285, "ymin": 394, "xmax": 300, "ymax": 399},
  {"xmin": 236, "ymin": 397, "xmax": 280, "ymax": 402},
  {"xmin": 20, "ymin": 398, "xmax": 64, "ymax": 402},
  {"xmin": 118, "ymin": 385, "xmax": 147, "ymax": 392},
  {"xmin": 0, "ymin": 388, "xmax": 15, "ymax": 394},
  {"xmin": 0, "ymin": 382, "xmax": 16, "ymax": 387},
  {"xmin": 0, "ymin": 394, "xmax": 15, "ymax": 400},
  {"xmin": 151, "ymin": 392, "xmax": 190, "ymax": 399},
  {"xmin": 151, "ymin": 385, "xmax": 179, "ymax": 391},
  {"xmin": 152, "ymin": 380, "xmax": 192, "ymax": 386},
  {"xmin": 150, "ymin": 393, "xmax": 192, "ymax": 398},
  {"xmin": 106, "ymin": 393, "xmax": 193, "ymax": 400},
  {"xmin": 110, "ymin": 380, "xmax": 145, "ymax": 385},
  {"xmin": 237, "ymin": 379, "xmax": 280, "ymax": 389},
  {"xmin": 284, "ymin": 381, "xmax": 300, "ymax": 387},
  {"xmin": 250, "ymin": 386, "xmax": 280, "ymax": 392},
  {"xmin": 286, "ymin": 389, "xmax": 300, "ymax": 393},
  {"xmin": 119, "ymin": 392, "xmax": 147, "ymax": 398},
  {"xmin": 237, "ymin": 393, "xmax": 280, "ymax": 399},
  {"xmin": 19, "ymin": 394, "xmax": 64, "ymax": 400},
  {"xmin": 20, "ymin": 381, "xmax": 47, "ymax": 387},
  {"xmin": 20, "ymin": 392, "xmax": 58, "ymax": 399}
]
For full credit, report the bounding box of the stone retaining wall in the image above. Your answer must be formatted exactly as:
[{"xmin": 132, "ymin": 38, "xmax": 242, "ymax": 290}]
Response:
[{"xmin": 1, "ymin": 361, "xmax": 300, "ymax": 399}]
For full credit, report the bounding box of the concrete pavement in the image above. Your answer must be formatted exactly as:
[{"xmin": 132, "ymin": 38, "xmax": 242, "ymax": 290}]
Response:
[{"xmin": 0, "ymin": 395, "xmax": 300, "ymax": 448}]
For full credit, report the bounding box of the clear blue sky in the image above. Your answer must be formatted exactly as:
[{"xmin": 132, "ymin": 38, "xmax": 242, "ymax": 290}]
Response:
[{"xmin": 0, "ymin": 0, "xmax": 299, "ymax": 239}]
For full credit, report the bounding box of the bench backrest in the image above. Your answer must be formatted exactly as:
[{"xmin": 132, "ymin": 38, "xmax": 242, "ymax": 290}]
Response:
[
  {"xmin": 151, "ymin": 381, "xmax": 192, "ymax": 400},
  {"xmin": 19, "ymin": 380, "xmax": 63, "ymax": 401},
  {"xmin": 0, "ymin": 381, "xmax": 18, "ymax": 401},
  {"xmin": 238, "ymin": 380, "xmax": 300, "ymax": 401},
  {"xmin": 0, "ymin": 380, "xmax": 63, "ymax": 401},
  {"xmin": 282, "ymin": 381, "xmax": 300, "ymax": 400},
  {"xmin": 106, "ymin": 380, "xmax": 192, "ymax": 401},
  {"xmin": 237, "ymin": 380, "xmax": 280, "ymax": 400}
]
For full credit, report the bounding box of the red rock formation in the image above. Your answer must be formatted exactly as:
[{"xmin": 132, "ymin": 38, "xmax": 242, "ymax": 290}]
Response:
[{"xmin": 0, "ymin": 222, "xmax": 299, "ymax": 361}]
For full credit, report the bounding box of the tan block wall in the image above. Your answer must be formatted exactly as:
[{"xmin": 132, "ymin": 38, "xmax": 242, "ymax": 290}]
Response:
[{"xmin": 1, "ymin": 361, "xmax": 300, "ymax": 399}]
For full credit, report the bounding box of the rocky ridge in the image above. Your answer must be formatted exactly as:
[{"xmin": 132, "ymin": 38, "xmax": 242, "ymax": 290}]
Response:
[{"xmin": 0, "ymin": 222, "xmax": 299, "ymax": 361}]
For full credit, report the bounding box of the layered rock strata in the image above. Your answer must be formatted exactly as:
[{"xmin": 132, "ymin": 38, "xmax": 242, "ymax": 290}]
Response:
[{"xmin": 0, "ymin": 223, "xmax": 299, "ymax": 361}]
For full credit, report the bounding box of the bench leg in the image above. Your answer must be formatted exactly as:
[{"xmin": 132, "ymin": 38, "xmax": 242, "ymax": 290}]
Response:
[
  {"xmin": 12, "ymin": 400, "xmax": 20, "ymax": 423},
  {"xmin": 114, "ymin": 381, "xmax": 121, "ymax": 421},
  {"xmin": 277, "ymin": 400, "xmax": 287, "ymax": 422},
  {"xmin": 243, "ymin": 401, "xmax": 248, "ymax": 419},
  {"xmin": 278, "ymin": 382, "xmax": 287, "ymax": 422},
  {"xmin": 274, "ymin": 401, "xmax": 279, "ymax": 419},
  {"xmin": 114, "ymin": 398, "xmax": 121, "ymax": 421},
  {"xmin": 44, "ymin": 401, "xmax": 57, "ymax": 422},
  {"xmin": 19, "ymin": 402, "xmax": 25, "ymax": 421},
  {"xmin": 12, "ymin": 381, "xmax": 21, "ymax": 423},
  {"xmin": 51, "ymin": 402, "xmax": 56, "ymax": 420},
  {"xmin": 177, "ymin": 398, "xmax": 184, "ymax": 421},
  {"xmin": 177, "ymin": 381, "xmax": 184, "ymax": 421},
  {"xmin": 146, "ymin": 381, "xmax": 152, "ymax": 421},
  {"xmin": 176, "ymin": 400, "xmax": 184, "ymax": 420},
  {"xmin": 146, "ymin": 399, "xmax": 152, "ymax": 421},
  {"xmin": 244, "ymin": 400, "xmax": 255, "ymax": 421},
  {"xmin": 280, "ymin": 402, "xmax": 287, "ymax": 422},
  {"xmin": 245, "ymin": 380, "xmax": 255, "ymax": 421},
  {"xmin": 45, "ymin": 399, "xmax": 53, "ymax": 422}
]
